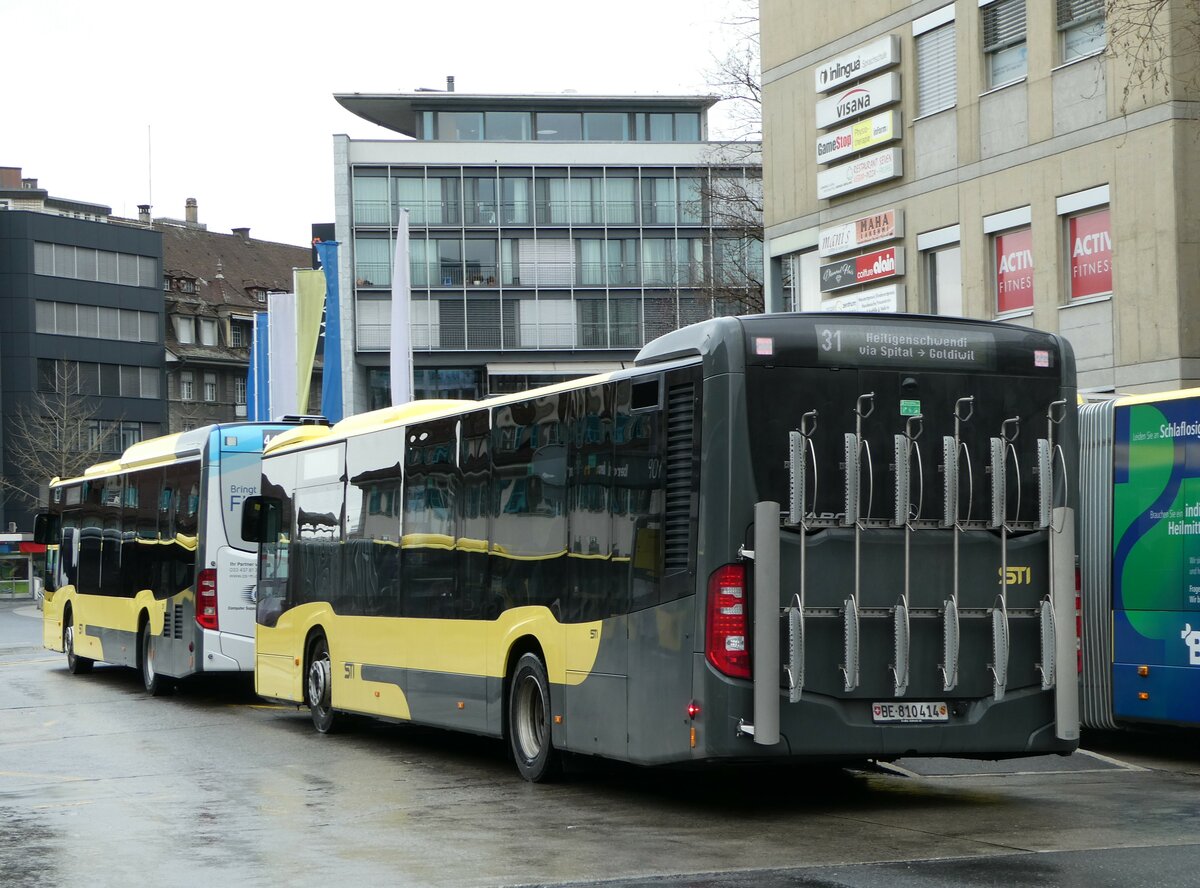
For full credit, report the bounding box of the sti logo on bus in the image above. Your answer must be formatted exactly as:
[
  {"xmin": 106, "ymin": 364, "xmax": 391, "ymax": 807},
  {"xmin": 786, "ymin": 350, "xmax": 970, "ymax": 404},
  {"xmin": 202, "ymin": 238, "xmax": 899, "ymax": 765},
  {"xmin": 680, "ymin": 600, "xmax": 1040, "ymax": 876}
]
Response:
[{"xmin": 1183, "ymin": 624, "xmax": 1200, "ymax": 665}]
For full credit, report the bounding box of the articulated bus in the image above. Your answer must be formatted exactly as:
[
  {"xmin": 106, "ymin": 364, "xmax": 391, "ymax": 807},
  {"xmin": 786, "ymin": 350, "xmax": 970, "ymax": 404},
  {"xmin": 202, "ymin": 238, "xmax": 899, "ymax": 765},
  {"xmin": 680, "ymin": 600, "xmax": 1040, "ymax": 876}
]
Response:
[
  {"xmin": 244, "ymin": 313, "xmax": 1080, "ymax": 781},
  {"xmin": 38, "ymin": 421, "xmax": 299, "ymax": 693},
  {"xmin": 1080, "ymin": 389, "xmax": 1200, "ymax": 729}
]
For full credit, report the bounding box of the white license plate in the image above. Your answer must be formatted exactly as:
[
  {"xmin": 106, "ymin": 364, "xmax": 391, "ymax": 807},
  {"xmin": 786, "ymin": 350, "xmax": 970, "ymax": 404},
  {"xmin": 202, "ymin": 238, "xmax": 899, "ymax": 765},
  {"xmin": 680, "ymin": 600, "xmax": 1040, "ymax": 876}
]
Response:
[{"xmin": 872, "ymin": 701, "xmax": 949, "ymax": 723}]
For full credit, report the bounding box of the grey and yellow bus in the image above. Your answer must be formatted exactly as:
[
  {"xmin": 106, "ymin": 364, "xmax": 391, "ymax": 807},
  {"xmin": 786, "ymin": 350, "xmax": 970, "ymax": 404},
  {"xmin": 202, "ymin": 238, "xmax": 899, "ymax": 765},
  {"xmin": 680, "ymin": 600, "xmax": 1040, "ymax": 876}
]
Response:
[
  {"xmin": 38, "ymin": 422, "xmax": 298, "ymax": 693},
  {"xmin": 243, "ymin": 313, "xmax": 1080, "ymax": 780}
]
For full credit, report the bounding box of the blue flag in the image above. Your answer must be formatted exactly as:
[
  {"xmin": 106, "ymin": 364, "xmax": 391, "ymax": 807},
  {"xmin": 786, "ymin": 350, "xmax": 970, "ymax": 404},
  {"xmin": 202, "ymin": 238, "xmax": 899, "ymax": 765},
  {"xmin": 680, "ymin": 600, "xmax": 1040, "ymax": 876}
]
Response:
[
  {"xmin": 315, "ymin": 240, "xmax": 343, "ymax": 423},
  {"xmin": 248, "ymin": 311, "xmax": 271, "ymax": 421}
]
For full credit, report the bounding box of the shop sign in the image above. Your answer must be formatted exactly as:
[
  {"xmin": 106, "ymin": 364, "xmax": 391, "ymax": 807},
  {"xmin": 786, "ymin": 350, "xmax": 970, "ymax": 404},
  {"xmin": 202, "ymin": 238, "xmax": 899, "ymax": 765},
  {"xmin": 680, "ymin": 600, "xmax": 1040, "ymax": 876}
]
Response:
[
  {"xmin": 995, "ymin": 227, "xmax": 1034, "ymax": 313},
  {"xmin": 821, "ymin": 283, "xmax": 904, "ymax": 313},
  {"xmin": 1069, "ymin": 208, "xmax": 1112, "ymax": 299},
  {"xmin": 816, "ymin": 73, "xmax": 901, "ymax": 130},
  {"xmin": 816, "ymin": 110, "xmax": 900, "ymax": 165},
  {"xmin": 815, "ymin": 34, "xmax": 901, "ymax": 93},
  {"xmin": 820, "ymin": 246, "xmax": 905, "ymax": 292},
  {"xmin": 818, "ymin": 208, "xmax": 903, "ymax": 257},
  {"xmin": 816, "ymin": 147, "xmax": 902, "ymax": 200}
]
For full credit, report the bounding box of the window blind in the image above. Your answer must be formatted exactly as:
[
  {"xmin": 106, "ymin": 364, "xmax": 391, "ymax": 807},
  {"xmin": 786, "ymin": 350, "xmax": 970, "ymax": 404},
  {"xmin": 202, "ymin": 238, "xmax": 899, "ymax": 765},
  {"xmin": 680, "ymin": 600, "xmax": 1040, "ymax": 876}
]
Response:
[
  {"xmin": 1056, "ymin": 0, "xmax": 1103, "ymax": 27},
  {"xmin": 917, "ymin": 22, "xmax": 957, "ymax": 115},
  {"xmin": 983, "ymin": 0, "xmax": 1026, "ymax": 51}
]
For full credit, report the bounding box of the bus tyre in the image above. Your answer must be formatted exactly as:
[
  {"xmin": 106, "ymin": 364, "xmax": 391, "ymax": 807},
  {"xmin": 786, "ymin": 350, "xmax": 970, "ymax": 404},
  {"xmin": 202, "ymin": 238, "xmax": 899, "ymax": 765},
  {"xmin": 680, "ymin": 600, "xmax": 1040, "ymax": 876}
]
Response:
[
  {"xmin": 64, "ymin": 614, "xmax": 93, "ymax": 675},
  {"xmin": 508, "ymin": 653, "xmax": 560, "ymax": 783},
  {"xmin": 307, "ymin": 636, "xmax": 338, "ymax": 734},
  {"xmin": 140, "ymin": 621, "xmax": 172, "ymax": 697}
]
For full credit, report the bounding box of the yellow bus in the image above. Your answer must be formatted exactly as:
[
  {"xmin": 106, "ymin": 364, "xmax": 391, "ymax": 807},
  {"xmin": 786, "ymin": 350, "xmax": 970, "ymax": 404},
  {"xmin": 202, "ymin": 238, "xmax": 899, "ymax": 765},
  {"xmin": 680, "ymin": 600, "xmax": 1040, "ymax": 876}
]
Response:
[
  {"xmin": 244, "ymin": 313, "xmax": 1080, "ymax": 781},
  {"xmin": 38, "ymin": 422, "xmax": 298, "ymax": 693}
]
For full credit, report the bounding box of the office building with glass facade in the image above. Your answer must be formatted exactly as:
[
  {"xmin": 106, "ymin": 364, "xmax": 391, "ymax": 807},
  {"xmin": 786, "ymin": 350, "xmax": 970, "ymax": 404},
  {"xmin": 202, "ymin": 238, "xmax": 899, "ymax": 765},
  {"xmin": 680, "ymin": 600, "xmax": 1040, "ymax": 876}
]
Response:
[{"xmin": 332, "ymin": 91, "xmax": 762, "ymax": 410}]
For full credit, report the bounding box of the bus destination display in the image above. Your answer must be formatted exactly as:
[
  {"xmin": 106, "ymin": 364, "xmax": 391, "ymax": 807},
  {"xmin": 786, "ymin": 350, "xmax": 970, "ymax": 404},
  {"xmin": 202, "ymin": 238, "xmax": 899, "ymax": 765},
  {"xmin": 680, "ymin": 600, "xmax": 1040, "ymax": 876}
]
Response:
[{"xmin": 815, "ymin": 323, "xmax": 997, "ymax": 370}]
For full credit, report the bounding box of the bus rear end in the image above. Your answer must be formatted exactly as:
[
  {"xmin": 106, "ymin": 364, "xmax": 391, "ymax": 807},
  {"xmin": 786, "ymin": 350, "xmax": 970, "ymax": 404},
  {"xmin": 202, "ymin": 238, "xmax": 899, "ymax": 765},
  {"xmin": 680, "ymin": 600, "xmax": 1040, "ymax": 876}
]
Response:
[
  {"xmin": 197, "ymin": 423, "xmax": 294, "ymax": 672},
  {"xmin": 690, "ymin": 314, "xmax": 1080, "ymax": 763}
]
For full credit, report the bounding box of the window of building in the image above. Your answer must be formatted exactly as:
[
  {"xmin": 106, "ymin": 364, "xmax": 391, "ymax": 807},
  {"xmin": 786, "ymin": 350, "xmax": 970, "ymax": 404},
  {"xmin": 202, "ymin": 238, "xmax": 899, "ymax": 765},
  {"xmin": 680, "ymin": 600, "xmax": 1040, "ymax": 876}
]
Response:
[
  {"xmin": 163, "ymin": 275, "xmax": 172, "ymax": 291},
  {"xmin": 982, "ymin": 0, "xmax": 1027, "ymax": 88},
  {"xmin": 437, "ymin": 111, "xmax": 483, "ymax": 140},
  {"xmin": 353, "ymin": 173, "xmax": 391, "ymax": 226},
  {"xmin": 203, "ymin": 372, "xmax": 217, "ymax": 402},
  {"xmin": 915, "ymin": 8, "xmax": 957, "ymax": 116},
  {"xmin": 535, "ymin": 112, "xmax": 582, "ymax": 141},
  {"xmin": 993, "ymin": 226, "xmax": 1034, "ymax": 314},
  {"xmin": 518, "ymin": 299, "xmax": 574, "ymax": 348},
  {"xmin": 180, "ymin": 371, "xmax": 194, "ymax": 401},
  {"xmin": 253, "ymin": 288, "xmax": 267, "ymax": 303},
  {"xmin": 485, "ymin": 111, "xmax": 531, "ymax": 140},
  {"xmin": 198, "ymin": 318, "xmax": 217, "ymax": 346},
  {"xmin": 230, "ymin": 322, "xmax": 246, "ymax": 347},
  {"xmin": 918, "ymin": 225, "xmax": 963, "ymax": 316},
  {"xmin": 583, "ymin": 112, "xmax": 629, "ymax": 141},
  {"xmin": 1057, "ymin": 185, "xmax": 1112, "ymax": 301},
  {"xmin": 1058, "ymin": 0, "xmax": 1105, "ymax": 61},
  {"xmin": 792, "ymin": 250, "xmax": 821, "ymax": 312},
  {"xmin": 174, "ymin": 315, "xmax": 195, "ymax": 344},
  {"xmin": 235, "ymin": 376, "xmax": 247, "ymax": 405},
  {"xmin": 141, "ymin": 367, "xmax": 160, "ymax": 399},
  {"xmin": 120, "ymin": 365, "xmax": 140, "ymax": 398}
]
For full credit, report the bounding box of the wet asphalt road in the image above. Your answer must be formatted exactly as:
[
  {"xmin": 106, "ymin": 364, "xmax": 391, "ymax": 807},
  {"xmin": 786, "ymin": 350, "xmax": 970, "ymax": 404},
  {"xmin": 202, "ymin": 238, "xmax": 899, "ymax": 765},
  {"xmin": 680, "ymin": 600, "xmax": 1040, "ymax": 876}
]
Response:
[{"xmin": 3, "ymin": 598, "xmax": 1200, "ymax": 888}]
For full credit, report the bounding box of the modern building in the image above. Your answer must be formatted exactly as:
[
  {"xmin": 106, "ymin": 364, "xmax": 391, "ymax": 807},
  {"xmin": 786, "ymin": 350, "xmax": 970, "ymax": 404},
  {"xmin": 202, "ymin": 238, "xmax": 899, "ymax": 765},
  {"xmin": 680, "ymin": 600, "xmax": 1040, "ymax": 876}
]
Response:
[
  {"xmin": 760, "ymin": 0, "xmax": 1199, "ymax": 392},
  {"xmin": 149, "ymin": 199, "xmax": 317, "ymax": 432},
  {"xmin": 0, "ymin": 167, "xmax": 166, "ymax": 531},
  {"xmin": 331, "ymin": 87, "xmax": 762, "ymax": 411}
]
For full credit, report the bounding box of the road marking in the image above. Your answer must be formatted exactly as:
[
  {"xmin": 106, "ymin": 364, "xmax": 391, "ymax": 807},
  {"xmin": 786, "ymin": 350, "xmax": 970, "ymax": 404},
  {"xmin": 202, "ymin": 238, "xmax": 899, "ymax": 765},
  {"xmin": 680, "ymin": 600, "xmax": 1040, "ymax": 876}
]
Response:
[
  {"xmin": 1077, "ymin": 748, "xmax": 1149, "ymax": 772},
  {"xmin": 874, "ymin": 751, "xmax": 1146, "ymax": 779}
]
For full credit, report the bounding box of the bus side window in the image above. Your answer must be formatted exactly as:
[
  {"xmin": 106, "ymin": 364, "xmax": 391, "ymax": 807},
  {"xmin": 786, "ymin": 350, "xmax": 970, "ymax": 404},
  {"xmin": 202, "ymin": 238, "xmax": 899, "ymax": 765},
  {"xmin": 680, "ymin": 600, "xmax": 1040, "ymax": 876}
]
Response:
[{"xmin": 613, "ymin": 376, "xmax": 665, "ymax": 613}]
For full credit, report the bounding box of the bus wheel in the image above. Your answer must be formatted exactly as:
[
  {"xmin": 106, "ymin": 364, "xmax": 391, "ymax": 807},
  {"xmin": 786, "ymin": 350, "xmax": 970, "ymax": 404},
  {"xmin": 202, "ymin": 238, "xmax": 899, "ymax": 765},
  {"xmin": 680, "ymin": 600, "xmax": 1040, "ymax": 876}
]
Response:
[
  {"xmin": 140, "ymin": 621, "xmax": 172, "ymax": 697},
  {"xmin": 508, "ymin": 653, "xmax": 560, "ymax": 782},
  {"xmin": 64, "ymin": 614, "xmax": 93, "ymax": 675},
  {"xmin": 307, "ymin": 636, "xmax": 338, "ymax": 734}
]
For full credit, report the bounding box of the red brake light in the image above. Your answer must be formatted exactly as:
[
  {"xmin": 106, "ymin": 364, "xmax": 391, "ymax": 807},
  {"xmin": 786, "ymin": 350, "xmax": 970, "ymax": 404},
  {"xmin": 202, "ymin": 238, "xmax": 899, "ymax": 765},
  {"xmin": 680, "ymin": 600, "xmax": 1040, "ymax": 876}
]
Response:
[
  {"xmin": 1075, "ymin": 566, "xmax": 1082, "ymax": 676},
  {"xmin": 706, "ymin": 564, "xmax": 750, "ymax": 679},
  {"xmin": 196, "ymin": 568, "xmax": 219, "ymax": 631}
]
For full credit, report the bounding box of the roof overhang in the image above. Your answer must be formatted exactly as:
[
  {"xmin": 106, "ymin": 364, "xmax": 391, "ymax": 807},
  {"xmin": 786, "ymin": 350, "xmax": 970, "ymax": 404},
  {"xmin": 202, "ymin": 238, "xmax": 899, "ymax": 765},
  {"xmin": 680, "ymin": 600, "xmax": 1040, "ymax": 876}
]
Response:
[{"xmin": 334, "ymin": 92, "xmax": 719, "ymax": 138}]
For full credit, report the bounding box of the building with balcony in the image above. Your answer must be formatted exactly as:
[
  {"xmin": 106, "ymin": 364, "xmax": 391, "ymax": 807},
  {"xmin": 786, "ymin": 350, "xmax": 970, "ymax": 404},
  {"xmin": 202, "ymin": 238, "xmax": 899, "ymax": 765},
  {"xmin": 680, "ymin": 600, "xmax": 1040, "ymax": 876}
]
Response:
[
  {"xmin": 0, "ymin": 167, "xmax": 166, "ymax": 531},
  {"xmin": 332, "ymin": 88, "xmax": 762, "ymax": 409},
  {"xmin": 151, "ymin": 199, "xmax": 317, "ymax": 432},
  {"xmin": 760, "ymin": 0, "xmax": 1200, "ymax": 393}
]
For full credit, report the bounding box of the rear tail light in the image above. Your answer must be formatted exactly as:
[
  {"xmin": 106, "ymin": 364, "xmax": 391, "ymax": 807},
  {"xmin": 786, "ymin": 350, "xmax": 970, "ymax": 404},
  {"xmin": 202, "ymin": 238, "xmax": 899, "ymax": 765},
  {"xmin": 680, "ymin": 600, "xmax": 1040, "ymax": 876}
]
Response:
[
  {"xmin": 196, "ymin": 568, "xmax": 219, "ymax": 631},
  {"xmin": 1075, "ymin": 566, "xmax": 1082, "ymax": 676},
  {"xmin": 706, "ymin": 564, "xmax": 750, "ymax": 679}
]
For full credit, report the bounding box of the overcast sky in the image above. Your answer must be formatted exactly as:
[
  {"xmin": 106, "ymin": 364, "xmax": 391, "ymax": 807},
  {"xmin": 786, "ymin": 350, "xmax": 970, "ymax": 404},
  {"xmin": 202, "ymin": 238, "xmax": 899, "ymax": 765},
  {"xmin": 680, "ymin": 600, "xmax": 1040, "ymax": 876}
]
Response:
[{"xmin": 4, "ymin": 0, "xmax": 750, "ymax": 247}]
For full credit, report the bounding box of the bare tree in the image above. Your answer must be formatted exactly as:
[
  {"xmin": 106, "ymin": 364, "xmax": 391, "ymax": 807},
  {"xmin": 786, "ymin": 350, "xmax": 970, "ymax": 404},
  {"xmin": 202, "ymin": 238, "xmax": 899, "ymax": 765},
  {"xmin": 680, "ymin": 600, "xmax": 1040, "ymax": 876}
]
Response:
[
  {"xmin": 1, "ymin": 362, "xmax": 121, "ymax": 511},
  {"xmin": 701, "ymin": 0, "xmax": 765, "ymax": 314},
  {"xmin": 1106, "ymin": 0, "xmax": 1200, "ymax": 109}
]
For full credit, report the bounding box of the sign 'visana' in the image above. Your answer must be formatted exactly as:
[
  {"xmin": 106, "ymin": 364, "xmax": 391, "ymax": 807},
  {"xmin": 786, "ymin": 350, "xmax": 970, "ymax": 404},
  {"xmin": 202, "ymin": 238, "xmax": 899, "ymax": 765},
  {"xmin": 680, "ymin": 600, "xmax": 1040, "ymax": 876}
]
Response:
[{"xmin": 815, "ymin": 73, "xmax": 901, "ymax": 130}]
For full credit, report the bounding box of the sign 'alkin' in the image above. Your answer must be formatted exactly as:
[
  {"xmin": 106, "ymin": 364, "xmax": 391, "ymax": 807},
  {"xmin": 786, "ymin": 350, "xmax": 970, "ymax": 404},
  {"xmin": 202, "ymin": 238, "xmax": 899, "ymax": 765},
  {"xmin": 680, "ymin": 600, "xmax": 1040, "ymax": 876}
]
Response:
[
  {"xmin": 816, "ymin": 73, "xmax": 901, "ymax": 130},
  {"xmin": 819, "ymin": 246, "xmax": 905, "ymax": 292},
  {"xmin": 815, "ymin": 35, "xmax": 901, "ymax": 94}
]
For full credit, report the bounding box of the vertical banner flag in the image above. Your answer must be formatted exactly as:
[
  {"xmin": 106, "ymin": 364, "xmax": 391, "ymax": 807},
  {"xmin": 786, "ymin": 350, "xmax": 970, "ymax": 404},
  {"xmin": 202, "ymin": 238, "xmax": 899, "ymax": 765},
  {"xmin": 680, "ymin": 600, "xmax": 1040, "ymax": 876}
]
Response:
[
  {"xmin": 315, "ymin": 240, "xmax": 344, "ymax": 423},
  {"xmin": 293, "ymin": 268, "xmax": 327, "ymax": 414},
  {"xmin": 390, "ymin": 209, "xmax": 413, "ymax": 406},
  {"xmin": 268, "ymin": 291, "xmax": 299, "ymax": 418},
  {"xmin": 248, "ymin": 311, "xmax": 270, "ymax": 421}
]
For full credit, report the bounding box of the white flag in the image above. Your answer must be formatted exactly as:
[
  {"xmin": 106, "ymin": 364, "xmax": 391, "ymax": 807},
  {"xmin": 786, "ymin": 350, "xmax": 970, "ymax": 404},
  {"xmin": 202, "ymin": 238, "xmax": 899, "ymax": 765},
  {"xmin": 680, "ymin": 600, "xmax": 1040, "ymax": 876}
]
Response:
[
  {"xmin": 390, "ymin": 210, "xmax": 413, "ymax": 406},
  {"xmin": 268, "ymin": 291, "xmax": 298, "ymax": 418}
]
